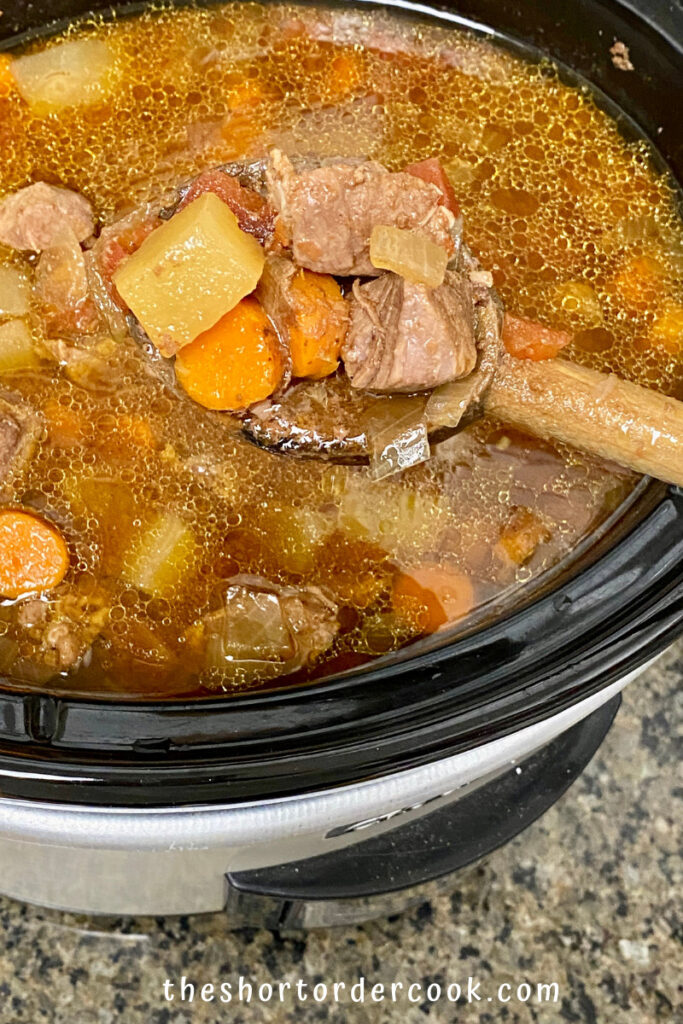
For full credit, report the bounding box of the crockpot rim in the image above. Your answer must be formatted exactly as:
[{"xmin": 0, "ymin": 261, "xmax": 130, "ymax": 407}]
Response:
[{"xmin": 0, "ymin": 0, "xmax": 681, "ymax": 806}]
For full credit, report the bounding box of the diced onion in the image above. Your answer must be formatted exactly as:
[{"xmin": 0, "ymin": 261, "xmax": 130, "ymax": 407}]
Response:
[
  {"xmin": 84, "ymin": 251, "xmax": 128, "ymax": 341},
  {"xmin": 10, "ymin": 38, "xmax": 117, "ymax": 115},
  {"xmin": 204, "ymin": 588, "xmax": 294, "ymax": 671},
  {"xmin": 425, "ymin": 378, "xmax": 474, "ymax": 430},
  {"xmin": 601, "ymin": 215, "xmax": 658, "ymax": 252},
  {"xmin": 552, "ymin": 281, "xmax": 602, "ymax": 325},
  {"xmin": 370, "ymin": 225, "xmax": 448, "ymax": 288},
  {"xmin": 0, "ymin": 265, "xmax": 31, "ymax": 318},
  {"xmin": 361, "ymin": 397, "xmax": 431, "ymax": 481}
]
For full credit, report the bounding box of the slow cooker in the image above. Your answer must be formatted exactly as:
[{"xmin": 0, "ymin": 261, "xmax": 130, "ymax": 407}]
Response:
[{"xmin": 0, "ymin": 0, "xmax": 681, "ymax": 925}]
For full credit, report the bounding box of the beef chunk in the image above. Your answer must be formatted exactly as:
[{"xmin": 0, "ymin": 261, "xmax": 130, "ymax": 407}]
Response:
[
  {"xmin": 91, "ymin": 203, "xmax": 162, "ymax": 297},
  {"xmin": 203, "ymin": 574, "xmax": 339, "ymax": 681},
  {"xmin": 424, "ymin": 282, "xmax": 504, "ymax": 433},
  {"xmin": 0, "ymin": 395, "xmax": 41, "ymax": 485},
  {"xmin": 35, "ymin": 230, "xmax": 101, "ymax": 338},
  {"xmin": 266, "ymin": 149, "xmax": 455, "ymax": 276},
  {"xmin": 343, "ymin": 270, "xmax": 477, "ymax": 392},
  {"xmin": 15, "ymin": 597, "xmax": 49, "ymax": 628},
  {"xmin": 15, "ymin": 583, "xmax": 110, "ymax": 673},
  {"xmin": 0, "ymin": 183, "xmax": 94, "ymax": 252},
  {"xmin": 44, "ymin": 620, "xmax": 84, "ymax": 671},
  {"xmin": 256, "ymin": 254, "xmax": 297, "ymax": 333}
]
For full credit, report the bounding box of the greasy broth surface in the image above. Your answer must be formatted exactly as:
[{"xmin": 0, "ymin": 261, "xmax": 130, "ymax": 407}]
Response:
[{"xmin": 0, "ymin": 3, "xmax": 681, "ymax": 697}]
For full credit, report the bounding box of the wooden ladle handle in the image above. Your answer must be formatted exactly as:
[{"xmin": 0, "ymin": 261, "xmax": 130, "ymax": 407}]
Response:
[{"xmin": 484, "ymin": 355, "xmax": 683, "ymax": 487}]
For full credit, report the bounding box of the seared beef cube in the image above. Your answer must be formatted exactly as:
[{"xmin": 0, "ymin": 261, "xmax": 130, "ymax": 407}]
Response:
[
  {"xmin": 0, "ymin": 182, "xmax": 94, "ymax": 252},
  {"xmin": 343, "ymin": 270, "xmax": 477, "ymax": 392},
  {"xmin": 266, "ymin": 149, "xmax": 455, "ymax": 277}
]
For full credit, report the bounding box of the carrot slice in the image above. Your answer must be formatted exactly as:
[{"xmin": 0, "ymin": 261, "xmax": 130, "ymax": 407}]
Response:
[
  {"xmin": 405, "ymin": 157, "xmax": 461, "ymax": 217},
  {"xmin": 610, "ymin": 254, "xmax": 665, "ymax": 311},
  {"xmin": 328, "ymin": 51, "xmax": 363, "ymax": 99},
  {"xmin": 502, "ymin": 313, "xmax": 571, "ymax": 361},
  {"xmin": 289, "ymin": 269, "xmax": 348, "ymax": 379},
  {"xmin": 0, "ymin": 55, "xmax": 14, "ymax": 98},
  {"xmin": 174, "ymin": 296, "xmax": 284, "ymax": 411},
  {"xmin": 392, "ymin": 563, "xmax": 474, "ymax": 634},
  {"xmin": 0, "ymin": 510, "xmax": 69, "ymax": 599},
  {"xmin": 496, "ymin": 507, "xmax": 551, "ymax": 565},
  {"xmin": 648, "ymin": 303, "xmax": 683, "ymax": 356}
]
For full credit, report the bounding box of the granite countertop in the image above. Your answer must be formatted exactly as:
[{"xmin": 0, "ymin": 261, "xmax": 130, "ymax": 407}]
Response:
[{"xmin": 0, "ymin": 640, "xmax": 680, "ymax": 1024}]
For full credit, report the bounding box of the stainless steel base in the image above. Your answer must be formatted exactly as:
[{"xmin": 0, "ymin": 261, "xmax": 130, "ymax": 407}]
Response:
[{"xmin": 0, "ymin": 669, "xmax": 645, "ymax": 916}]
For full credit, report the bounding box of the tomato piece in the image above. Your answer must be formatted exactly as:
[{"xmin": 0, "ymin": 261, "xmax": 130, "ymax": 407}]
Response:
[
  {"xmin": 502, "ymin": 313, "xmax": 571, "ymax": 361},
  {"xmin": 405, "ymin": 157, "xmax": 461, "ymax": 217},
  {"xmin": 177, "ymin": 170, "xmax": 275, "ymax": 245},
  {"xmin": 97, "ymin": 213, "xmax": 160, "ymax": 283},
  {"xmin": 392, "ymin": 563, "xmax": 474, "ymax": 634}
]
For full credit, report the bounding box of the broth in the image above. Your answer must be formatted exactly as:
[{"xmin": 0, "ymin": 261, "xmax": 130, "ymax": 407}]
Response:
[{"xmin": 0, "ymin": 2, "xmax": 681, "ymax": 698}]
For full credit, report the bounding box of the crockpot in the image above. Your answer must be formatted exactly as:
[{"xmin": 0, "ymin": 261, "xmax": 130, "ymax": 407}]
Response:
[{"xmin": 0, "ymin": 0, "xmax": 681, "ymax": 924}]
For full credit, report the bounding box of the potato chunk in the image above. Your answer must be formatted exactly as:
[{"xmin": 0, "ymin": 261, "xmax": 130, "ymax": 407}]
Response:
[
  {"xmin": 0, "ymin": 319, "xmax": 43, "ymax": 373},
  {"xmin": 10, "ymin": 38, "xmax": 117, "ymax": 115},
  {"xmin": 113, "ymin": 193, "xmax": 265, "ymax": 356},
  {"xmin": 121, "ymin": 511, "xmax": 197, "ymax": 598},
  {"xmin": 0, "ymin": 266, "xmax": 31, "ymax": 317}
]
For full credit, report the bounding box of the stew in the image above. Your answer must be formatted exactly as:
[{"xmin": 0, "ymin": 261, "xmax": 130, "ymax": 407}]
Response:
[{"xmin": 0, "ymin": 3, "xmax": 680, "ymax": 698}]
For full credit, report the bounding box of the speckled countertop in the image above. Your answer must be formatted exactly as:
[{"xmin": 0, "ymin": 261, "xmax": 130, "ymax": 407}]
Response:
[{"xmin": 0, "ymin": 640, "xmax": 680, "ymax": 1024}]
